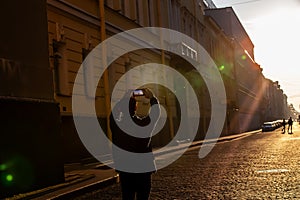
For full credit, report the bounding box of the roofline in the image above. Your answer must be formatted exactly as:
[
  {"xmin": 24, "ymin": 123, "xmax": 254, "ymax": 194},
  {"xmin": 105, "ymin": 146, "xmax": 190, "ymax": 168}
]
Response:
[{"xmin": 204, "ymin": 7, "xmax": 254, "ymax": 47}]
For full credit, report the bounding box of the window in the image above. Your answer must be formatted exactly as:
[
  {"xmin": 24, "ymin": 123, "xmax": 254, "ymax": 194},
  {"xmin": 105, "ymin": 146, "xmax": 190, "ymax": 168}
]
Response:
[
  {"xmin": 148, "ymin": 0, "xmax": 154, "ymax": 26},
  {"xmin": 182, "ymin": 18, "xmax": 186, "ymax": 32},
  {"xmin": 136, "ymin": 0, "xmax": 140, "ymax": 23},
  {"xmin": 106, "ymin": 0, "xmax": 121, "ymax": 11},
  {"xmin": 82, "ymin": 48, "xmax": 95, "ymax": 98},
  {"xmin": 131, "ymin": 0, "xmax": 137, "ymax": 20},
  {"xmin": 52, "ymin": 40, "xmax": 70, "ymax": 96},
  {"xmin": 137, "ymin": 0, "xmax": 149, "ymax": 26}
]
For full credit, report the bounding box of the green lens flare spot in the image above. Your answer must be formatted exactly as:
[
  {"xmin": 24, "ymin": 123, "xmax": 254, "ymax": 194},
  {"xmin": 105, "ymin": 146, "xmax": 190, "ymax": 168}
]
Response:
[
  {"xmin": 6, "ymin": 174, "xmax": 13, "ymax": 182},
  {"xmin": 219, "ymin": 65, "xmax": 225, "ymax": 71},
  {"xmin": 241, "ymin": 55, "xmax": 247, "ymax": 60},
  {"xmin": 0, "ymin": 164, "xmax": 7, "ymax": 171}
]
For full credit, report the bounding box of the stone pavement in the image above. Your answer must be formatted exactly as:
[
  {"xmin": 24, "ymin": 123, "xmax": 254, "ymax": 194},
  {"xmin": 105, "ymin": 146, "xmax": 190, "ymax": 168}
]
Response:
[
  {"xmin": 74, "ymin": 124, "xmax": 300, "ymax": 199},
  {"xmin": 150, "ymin": 124, "xmax": 300, "ymax": 199},
  {"xmin": 6, "ymin": 130, "xmax": 261, "ymax": 200}
]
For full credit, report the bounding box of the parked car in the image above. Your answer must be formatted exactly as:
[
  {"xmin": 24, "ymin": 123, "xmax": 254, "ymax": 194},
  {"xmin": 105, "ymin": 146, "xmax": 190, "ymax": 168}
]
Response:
[
  {"xmin": 262, "ymin": 122, "xmax": 276, "ymax": 132},
  {"xmin": 274, "ymin": 120, "xmax": 283, "ymax": 129}
]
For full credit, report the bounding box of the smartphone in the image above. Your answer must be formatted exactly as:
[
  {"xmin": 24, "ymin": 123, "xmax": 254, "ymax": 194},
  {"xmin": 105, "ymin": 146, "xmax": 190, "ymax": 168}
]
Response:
[{"xmin": 133, "ymin": 89, "xmax": 144, "ymax": 96}]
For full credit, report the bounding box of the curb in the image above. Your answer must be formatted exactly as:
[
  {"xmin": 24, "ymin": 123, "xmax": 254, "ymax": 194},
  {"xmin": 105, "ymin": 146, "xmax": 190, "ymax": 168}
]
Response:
[
  {"xmin": 6, "ymin": 174, "xmax": 96, "ymax": 200},
  {"xmin": 154, "ymin": 129, "xmax": 261, "ymax": 157},
  {"xmin": 49, "ymin": 174, "xmax": 119, "ymax": 200},
  {"xmin": 6, "ymin": 170, "xmax": 118, "ymax": 200}
]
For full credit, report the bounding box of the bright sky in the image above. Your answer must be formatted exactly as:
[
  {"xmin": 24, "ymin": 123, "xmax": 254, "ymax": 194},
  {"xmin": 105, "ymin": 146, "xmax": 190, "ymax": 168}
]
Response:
[{"xmin": 212, "ymin": 0, "xmax": 300, "ymax": 111}]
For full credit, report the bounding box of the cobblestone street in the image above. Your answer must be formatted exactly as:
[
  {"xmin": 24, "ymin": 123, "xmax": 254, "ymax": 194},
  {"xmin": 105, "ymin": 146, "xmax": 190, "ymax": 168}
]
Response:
[{"xmin": 74, "ymin": 124, "xmax": 300, "ymax": 199}]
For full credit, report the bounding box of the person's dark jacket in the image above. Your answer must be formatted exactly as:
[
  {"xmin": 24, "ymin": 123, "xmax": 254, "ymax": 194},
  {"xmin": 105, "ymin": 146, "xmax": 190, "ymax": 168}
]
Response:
[{"xmin": 110, "ymin": 96, "xmax": 160, "ymax": 173}]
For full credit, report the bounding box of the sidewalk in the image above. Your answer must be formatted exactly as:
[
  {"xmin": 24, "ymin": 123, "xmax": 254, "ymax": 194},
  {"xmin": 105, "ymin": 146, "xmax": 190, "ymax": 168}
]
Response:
[{"xmin": 7, "ymin": 130, "xmax": 260, "ymax": 200}]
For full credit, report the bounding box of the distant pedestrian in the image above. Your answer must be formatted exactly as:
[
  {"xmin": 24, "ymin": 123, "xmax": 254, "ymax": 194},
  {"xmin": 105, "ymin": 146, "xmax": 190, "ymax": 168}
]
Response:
[
  {"xmin": 287, "ymin": 117, "xmax": 293, "ymax": 134},
  {"xmin": 282, "ymin": 119, "xmax": 286, "ymax": 134}
]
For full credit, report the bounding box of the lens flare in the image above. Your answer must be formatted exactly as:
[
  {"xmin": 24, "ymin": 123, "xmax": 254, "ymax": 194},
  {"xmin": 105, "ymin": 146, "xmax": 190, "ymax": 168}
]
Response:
[
  {"xmin": 0, "ymin": 164, "xmax": 7, "ymax": 171},
  {"xmin": 6, "ymin": 174, "xmax": 13, "ymax": 182}
]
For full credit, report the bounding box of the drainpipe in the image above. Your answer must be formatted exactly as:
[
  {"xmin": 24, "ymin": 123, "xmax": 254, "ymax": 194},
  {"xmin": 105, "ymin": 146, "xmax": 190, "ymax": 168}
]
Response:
[
  {"xmin": 192, "ymin": 0, "xmax": 207, "ymax": 135},
  {"xmin": 157, "ymin": 0, "xmax": 175, "ymax": 139},
  {"xmin": 99, "ymin": 0, "xmax": 112, "ymax": 140}
]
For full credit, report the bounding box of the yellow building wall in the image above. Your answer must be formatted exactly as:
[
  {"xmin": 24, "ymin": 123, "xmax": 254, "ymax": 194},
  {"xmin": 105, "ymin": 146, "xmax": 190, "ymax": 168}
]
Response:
[
  {"xmin": 64, "ymin": 0, "xmax": 99, "ymax": 16},
  {"xmin": 47, "ymin": 5, "xmax": 106, "ymax": 116},
  {"xmin": 47, "ymin": 1, "xmax": 176, "ymax": 120}
]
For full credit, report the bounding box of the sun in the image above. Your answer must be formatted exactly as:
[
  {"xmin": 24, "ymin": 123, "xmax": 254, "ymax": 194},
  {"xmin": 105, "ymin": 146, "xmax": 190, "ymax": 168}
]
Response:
[{"xmin": 246, "ymin": 7, "xmax": 300, "ymax": 109}]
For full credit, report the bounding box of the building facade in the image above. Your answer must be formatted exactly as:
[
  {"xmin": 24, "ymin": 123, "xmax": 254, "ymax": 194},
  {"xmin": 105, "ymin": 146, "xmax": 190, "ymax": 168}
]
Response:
[
  {"xmin": 46, "ymin": 0, "xmax": 291, "ymax": 162},
  {"xmin": 0, "ymin": 1, "xmax": 64, "ymax": 197},
  {"xmin": 205, "ymin": 7, "xmax": 267, "ymax": 132}
]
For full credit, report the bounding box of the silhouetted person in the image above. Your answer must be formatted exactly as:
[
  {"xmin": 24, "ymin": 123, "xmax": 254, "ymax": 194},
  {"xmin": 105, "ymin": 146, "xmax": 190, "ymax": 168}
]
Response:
[
  {"xmin": 110, "ymin": 88, "xmax": 160, "ymax": 200},
  {"xmin": 287, "ymin": 117, "xmax": 293, "ymax": 134},
  {"xmin": 282, "ymin": 119, "xmax": 286, "ymax": 134}
]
